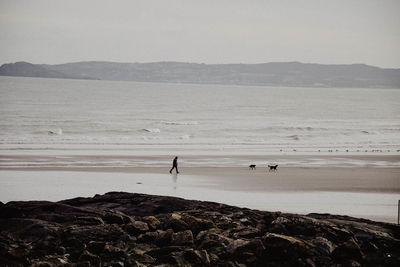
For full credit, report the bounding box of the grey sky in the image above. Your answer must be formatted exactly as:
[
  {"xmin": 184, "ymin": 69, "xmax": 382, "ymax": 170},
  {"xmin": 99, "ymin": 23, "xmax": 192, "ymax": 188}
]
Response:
[{"xmin": 0, "ymin": 0, "xmax": 399, "ymax": 68}]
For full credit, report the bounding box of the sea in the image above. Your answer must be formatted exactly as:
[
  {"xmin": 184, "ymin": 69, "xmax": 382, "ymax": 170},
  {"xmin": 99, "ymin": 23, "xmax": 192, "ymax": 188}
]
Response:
[{"xmin": 1, "ymin": 76, "xmax": 399, "ymax": 153}]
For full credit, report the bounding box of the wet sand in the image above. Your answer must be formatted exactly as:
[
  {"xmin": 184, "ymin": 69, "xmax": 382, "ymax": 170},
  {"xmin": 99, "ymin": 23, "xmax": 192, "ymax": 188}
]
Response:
[
  {"xmin": 2, "ymin": 165, "xmax": 399, "ymax": 193},
  {"xmin": 1, "ymin": 154, "xmax": 399, "ymax": 223}
]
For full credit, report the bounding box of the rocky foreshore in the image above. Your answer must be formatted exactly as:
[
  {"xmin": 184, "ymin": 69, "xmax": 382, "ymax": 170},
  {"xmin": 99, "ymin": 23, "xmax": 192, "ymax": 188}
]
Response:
[{"xmin": 0, "ymin": 192, "xmax": 399, "ymax": 266}]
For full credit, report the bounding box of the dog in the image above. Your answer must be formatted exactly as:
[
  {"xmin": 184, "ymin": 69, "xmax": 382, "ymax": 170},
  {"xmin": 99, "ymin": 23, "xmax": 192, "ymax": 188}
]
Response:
[
  {"xmin": 249, "ymin": 164, "xmax": 256, "ymax": 170},
  {"xmin": 268, "ymin": 165, "xmax": 278, "ymax": 171}
]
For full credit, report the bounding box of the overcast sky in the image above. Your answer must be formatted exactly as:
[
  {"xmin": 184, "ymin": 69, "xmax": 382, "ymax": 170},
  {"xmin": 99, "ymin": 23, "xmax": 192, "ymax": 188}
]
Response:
[{"xmin": 0, "ymin": 0, "xmax": 399, "ymax": 68}]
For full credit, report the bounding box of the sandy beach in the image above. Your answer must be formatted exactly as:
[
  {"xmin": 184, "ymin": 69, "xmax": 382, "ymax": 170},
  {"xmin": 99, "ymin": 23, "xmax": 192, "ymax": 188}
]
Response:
[
  {"xmin": 1, "ymin": 154, "xmax": 399, "ymax": 223},
  {"xmin": 3, "ymin": 165, "xmax": 399, "ymax": 193},
  {"xmin": 1, "ymin": 154, "xmax": 400, "ymax": 192}
]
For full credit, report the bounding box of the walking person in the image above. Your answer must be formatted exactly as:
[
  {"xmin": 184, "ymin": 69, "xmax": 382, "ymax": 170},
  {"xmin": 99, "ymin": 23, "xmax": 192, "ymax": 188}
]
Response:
[{"xmin": 169, "ymin": 156, "xmax": 179, "ymax": 174}]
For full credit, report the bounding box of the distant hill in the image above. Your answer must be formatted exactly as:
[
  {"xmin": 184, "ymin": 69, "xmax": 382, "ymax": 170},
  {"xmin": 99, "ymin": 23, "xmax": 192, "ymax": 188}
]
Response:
[
  {"xmin": 0, "ymin": 61, "xmax": 94, "ymax": 80},
  {"xmin": 1, "ymin": 61, "xmax": 399, "ymax": 88}
]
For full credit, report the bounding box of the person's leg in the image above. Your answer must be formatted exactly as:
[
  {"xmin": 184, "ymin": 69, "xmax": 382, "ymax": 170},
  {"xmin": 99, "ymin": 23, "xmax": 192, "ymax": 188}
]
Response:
[{"xmin": 176, "ymin": 166, "xmax": 179, "ymax": 173}]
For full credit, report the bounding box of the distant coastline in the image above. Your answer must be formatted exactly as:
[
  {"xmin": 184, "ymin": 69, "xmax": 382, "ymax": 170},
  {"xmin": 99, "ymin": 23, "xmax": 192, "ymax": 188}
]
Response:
[{"xmin": 1, "ymin": 61, "xmax": 399, "ymax": 89}]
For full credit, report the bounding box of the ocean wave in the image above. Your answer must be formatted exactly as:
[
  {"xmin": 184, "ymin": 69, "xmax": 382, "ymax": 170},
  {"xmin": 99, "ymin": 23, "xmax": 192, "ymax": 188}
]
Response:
[
  {"xmin": 142, "ymin": 128, "xmax": 161, "ymax": 133},
  {"xmin": 48, "ymin": 128, "xmax": 63, "ymax": 135},
  {"xmin": 282, "ymin": 126, "xmax": 322, "ymax": 131},
  {"xmin": 163, "ymin": 121, "xmax": 199, "ymax": 125},
  {"xmin": 287, "ymin": 135, "xmax": 300, "ymax": 140}
]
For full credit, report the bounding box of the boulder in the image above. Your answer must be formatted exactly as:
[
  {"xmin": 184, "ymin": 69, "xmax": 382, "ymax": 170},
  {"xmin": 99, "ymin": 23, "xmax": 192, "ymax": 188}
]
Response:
[
  {"xmin": 331, "ymin": 239, "xmax": 364, "ymax": 263},
  {"xmin": 142, "ymin": 216, "xmax": 161, "ymax": 230},
  {"xmin": 164, "ymin": 213, "xmax": 189, "ymax": 232},
  {"xmin": 171, "ymin": 230, "xmax": 194, "ymax": 246},
  {"xmin": 262, "ymin": 233, "xmax": 309, "ymax": 262},
  {"xmin": 180, "ymin": 214, "xmax": 215, "ymax": 235},
  {"xmin": 125, "ymin": 221, "xmax": 149, "ymax": 236}
]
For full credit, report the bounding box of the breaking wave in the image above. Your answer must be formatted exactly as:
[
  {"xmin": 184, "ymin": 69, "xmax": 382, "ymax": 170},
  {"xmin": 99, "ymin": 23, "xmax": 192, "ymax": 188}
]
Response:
[
  {"xmin": 142, "ymin": 128, "xmax": 161, "ymax": 133},
  {"xmin": 48, "ymin": 128, "xmax": 63, "ymax": 135},
  {"xmin": 163, "ymin": 121, "xmax": 199, "ymax": 125}
]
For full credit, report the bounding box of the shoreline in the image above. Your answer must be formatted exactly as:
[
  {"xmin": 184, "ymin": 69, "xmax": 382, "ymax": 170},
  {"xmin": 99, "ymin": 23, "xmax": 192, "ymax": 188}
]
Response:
[{"xmin": 1, "ymin": 154, "xmax": 400, "ymax": 168}]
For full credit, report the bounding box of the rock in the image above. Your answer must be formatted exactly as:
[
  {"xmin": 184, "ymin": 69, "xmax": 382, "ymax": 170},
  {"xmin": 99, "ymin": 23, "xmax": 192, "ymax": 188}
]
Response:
[
  {"xmin": 232, "ymin": 226, "xmax": 260, "ymax": 239},
  {"xmin": 126, "ymin": 251, "xmax": 156, "ymax": 265},
  {"xmin": 1, "ymin": 192, "xmax": 399, "ymax": 266},
  {"xmin": 31, "ymin": 261, "xmax": 54, "ymax": 267},
  {"xmin": 87, "ymin": 241, "xmax": 105, "ymax": 254},
  {"xmin": 75, "ymin": 216, "xmax": 104, "ymax": 225},
  {"xmin": 124, "ymin": 259, "xmax": 148, "ymax": 267},
  {"xmin": 138, "ymin": 231, "xmax": 159, "ymax": 243},
  {"xmin": 79, "ymin": 250, "xmax": 101, "ymax": 266},
  {"xmin": 196, "ymin": 229, "xmax": 233, "ymax": 249},
  {"xmin": 165, "ymin": 213, "xmax": 189, "ymax": 232},
  {"xmin": 76, "ymin": 262, "xmax": 91, "ymax": 267},
  {"xmin": 103, "ymin": 214, "xmax": 125, "ymax": 225},
  {"xmin": 8, "ymin": 245, "xmax": 30, "ymax": 258},
  {"xmin": 262, "ymin": 233, "xmax": 308, "ymax": 262},
  {"xmin": 0, "ymin": 206, "xmax": 24, "ymax": 218},
  {"xmin": 142, "ymin": 216, "xmax": 161, "ymax": 230},
  {"xmin": 183, "ymin": 249, "xmax": 210, "ymax": 265},
  {"xmin": 146, "ymin": 246, "xmax": 186, "ymax": 261},
  {"xmin": 131, "ymin": 243, "xmax": 155, "ymax": 256},
  {"xmin": 57, "ymin": 246, "xmax": 66, "ymax": 255},
  {"xmin": 171, "ymin": 230, "xmax": 194, "ymax": 246},
  {"xmin": 226, "ymin": 238, "xmax": 265, "ymax": 265},
  {"xmin": 125, "ymin": 221, "xmax": 149, "ymax": 236},
  {"xmin": 331, "ymin": 239, "xmax": 364, "ymax": 263},
  {"xmin": 155, "ymin": 229, "xmax": 174, "ymax": 246},
  {"xmin": 216, "ymin": 215, "xmax": 239, "ymax": 230},
  {"xmin": 226, "ymin": 239, "xmax": 249, "ymax": 254},
  {"xmin": 104, "ymin": 261, "xmax": 124, "ymax": 267},
  {"xmin": 63, "ymin": 237, "xmax": 86, "ymax": 259},
  {"xmin": 311, "ymin": 236, "xmax": 335, "ymax": 255},
  {"xmin": 103, "ymin": 244, "xmax": 127, "ymax": 260},
  {"xmin": 180, "ymin": 214, "xmax": 215, "ymax": 235}
]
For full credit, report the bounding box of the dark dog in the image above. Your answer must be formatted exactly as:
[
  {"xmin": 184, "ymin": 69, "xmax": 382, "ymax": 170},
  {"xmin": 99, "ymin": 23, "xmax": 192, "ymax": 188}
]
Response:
[
  {"xmin": 249, "ymin": 164, "xmax": 256, "ymax": 170},
  {"xmin": 268, "ymin": 165, "xmax": 278, "ymax": 171}
]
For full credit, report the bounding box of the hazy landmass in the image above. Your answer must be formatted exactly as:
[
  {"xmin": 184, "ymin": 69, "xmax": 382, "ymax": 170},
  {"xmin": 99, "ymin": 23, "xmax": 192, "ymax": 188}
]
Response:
[{"xmin": 1, "ymin": 61, "xmax": 399, "ymax": 88}]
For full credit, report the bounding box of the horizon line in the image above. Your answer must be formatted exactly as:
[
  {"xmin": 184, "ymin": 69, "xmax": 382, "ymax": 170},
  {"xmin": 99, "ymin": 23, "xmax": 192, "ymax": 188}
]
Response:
[{"xmin": 2, "ymin": 60, "xmax": 400, "ymax": 70}]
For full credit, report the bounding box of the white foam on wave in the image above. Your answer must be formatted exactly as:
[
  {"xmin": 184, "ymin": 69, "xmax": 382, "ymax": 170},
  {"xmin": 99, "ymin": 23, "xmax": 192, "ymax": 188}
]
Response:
[
  {"xmin": 48, "ymin": 128, "xmax": 63, "ymax": 135},
  {"xmin": 163, "ymin": 121, "xmax": 199, "ymax": 125},
  {"xmin": 142, "ymin": 128, "xmax": 161, "ymax": 133}
]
